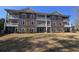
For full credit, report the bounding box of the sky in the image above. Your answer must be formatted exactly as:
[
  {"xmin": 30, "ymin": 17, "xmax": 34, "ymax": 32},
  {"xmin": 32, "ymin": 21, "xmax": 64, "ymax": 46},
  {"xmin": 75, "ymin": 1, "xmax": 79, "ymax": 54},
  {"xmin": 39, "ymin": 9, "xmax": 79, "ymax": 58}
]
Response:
[{"xmin": 0, "ymin": 6, "xmax": 78, "ymax": 25}]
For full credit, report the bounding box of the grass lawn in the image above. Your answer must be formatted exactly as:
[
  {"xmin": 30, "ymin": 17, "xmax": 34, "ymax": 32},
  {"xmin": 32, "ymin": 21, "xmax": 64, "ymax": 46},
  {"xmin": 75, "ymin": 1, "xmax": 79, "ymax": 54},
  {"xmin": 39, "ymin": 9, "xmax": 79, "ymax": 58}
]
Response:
[
  {"xmin": 0, "ymin": 34, "xmax": 6, "ymax": 37},
  {"xmin": 0, "ymin": 33, "xmax": 79, "ymax": 52}
]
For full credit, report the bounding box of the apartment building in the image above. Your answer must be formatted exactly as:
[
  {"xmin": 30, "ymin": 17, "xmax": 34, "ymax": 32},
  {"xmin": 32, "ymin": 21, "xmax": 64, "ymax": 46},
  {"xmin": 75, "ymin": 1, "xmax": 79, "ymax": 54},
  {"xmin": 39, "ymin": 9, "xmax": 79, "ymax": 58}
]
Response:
[{"xmin": 4, "ymin": 8, "xmax": 71, "ymax": 33}]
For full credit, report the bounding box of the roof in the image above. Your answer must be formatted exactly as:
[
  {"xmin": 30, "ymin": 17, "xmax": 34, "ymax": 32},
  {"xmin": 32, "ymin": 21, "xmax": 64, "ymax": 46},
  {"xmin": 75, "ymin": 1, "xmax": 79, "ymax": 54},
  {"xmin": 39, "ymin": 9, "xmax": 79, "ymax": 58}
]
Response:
[
  {"xmin": 50, "ymin": 11, "xmax": 69, "ymax": 17},
  {"xmin": 5, "ymin": 8, "xmax": 49, "ymax": 15},
  {"xmin": 21, "ymin": 8, "xmax": 35, "ymax": 12},
  {"xmin": 5, "ymin": 8, "xmax": 69, "ymax": 17},
  {"xmin": 5, "ymin": 9, "xmax": 36, "ymax": 14},
  {"xmin": 51, "ymin": 11, "xmax": 63, "ymax": 15}
]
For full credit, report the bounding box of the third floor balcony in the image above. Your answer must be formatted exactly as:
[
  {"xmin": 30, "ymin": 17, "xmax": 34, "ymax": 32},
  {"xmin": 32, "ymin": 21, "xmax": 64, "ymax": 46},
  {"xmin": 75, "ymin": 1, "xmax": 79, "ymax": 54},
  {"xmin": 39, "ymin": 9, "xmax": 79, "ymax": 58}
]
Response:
[{"xmin": 7, "ymin": 15, "xmax": 19, "ymax": 19}]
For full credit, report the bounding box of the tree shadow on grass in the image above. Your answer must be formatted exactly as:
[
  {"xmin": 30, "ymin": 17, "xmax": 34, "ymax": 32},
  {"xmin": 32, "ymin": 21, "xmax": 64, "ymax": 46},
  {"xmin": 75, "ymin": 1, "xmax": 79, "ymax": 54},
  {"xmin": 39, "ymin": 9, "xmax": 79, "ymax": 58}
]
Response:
[
  {"xmin": 44, "ymin": 36, "xmax": 79, "ymax": 52},
  {"xmin": 0, "ymin": 37, "xmax": 36, "ymax": 52},
  {"xmin": 0, "ymin": 35, "xmax": 79, "ymax": 52},
  {"xmin": 0, "ymin": 37, "xmax": 48, "ymax": 52}
]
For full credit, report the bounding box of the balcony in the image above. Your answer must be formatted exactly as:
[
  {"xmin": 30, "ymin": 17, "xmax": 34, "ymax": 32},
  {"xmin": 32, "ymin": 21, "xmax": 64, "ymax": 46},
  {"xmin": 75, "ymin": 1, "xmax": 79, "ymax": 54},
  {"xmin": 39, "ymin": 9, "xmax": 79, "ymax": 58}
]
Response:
[
  {"xmin": 47, "ymin": 18, "xmax": 51, "ymax": 21},
  {"xmin": 64, "ymin": 24, "xmax": 71, "ymax": 27},
  {"xmin": 63, "ymin": 19, "xmax": 69, "ymax": 22},
  {"xmin": 36, "ymin": 18, "xmax": 46, "ymax": 21},
  {"xmin": 47, "ymin": 24, "xmax": 51, "ymax": 27},
  {"xmin": 37, "ymin": 21, "xmax": 51, "ymax": 27},
  {"xmin": 8, "ymin": 15, "xmax": 19, "ymax": 19},
  {"xmin": 37, "ymin": 23, "xmax": 46, "ymax": 27},
  {"xmin": 36, "ymin": 18, "xmax": 51, "ymax": 21},
  {"xmin": 6, "ymin": 23, "xmax": 18, "ymax": 27}
]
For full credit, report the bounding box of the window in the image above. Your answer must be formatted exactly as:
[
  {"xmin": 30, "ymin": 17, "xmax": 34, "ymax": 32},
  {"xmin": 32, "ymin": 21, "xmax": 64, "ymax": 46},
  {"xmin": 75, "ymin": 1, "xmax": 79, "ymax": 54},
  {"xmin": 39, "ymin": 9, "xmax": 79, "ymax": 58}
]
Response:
[
  {"xmin": 37, "ymin": 21, "xmax": 45, "ymax": 24},
  {"xmin": 47, "ymin": 21, "xmax": 50, "ymax": 24},
  {"xmin": 32, "ymin": 29, "xmax": 33, "ymax": 32},
  {"xmin": 59, "ymin": 23, "xmax": 62, "ymax": 26},
  {"xmin": 23, "ymin": 21, "xmax": 24, "ymax": 24},
  {"xmin": 52, "ymin": 28, "xmax": 55, "ymax": 32},
  {"xmin": 32, "ymin": 22, "xmax": 33, "ymax": 24},
  {"xmin": 58, "ymin": 16, "xmax": 62, "ymax": 20},
  {"xmin": 37, "ymin": 15, "xmax": 45, "ymax": 19},
  {"xmin": 47, "ymin": 21, "xmax": 50, "ymax": 26},
  {"xmin": 30, "ymin": 29, "xmax": 34, "ymax": 32},
  {"xmin": 32, "ymin": 14, "xmax": 36, "ymax": 19},
  {"xmin": 21, "ymin": 14, "xmax": 26, "ymax": 19},
  {"xmin": 27, "ymin": 14, "xmax": 30, "ymax": 18},
  {"xmin": 47, "ymin": 16, "xmax": 50, "ymax": 19},
  {"xmin": 15, "ymin": 28, "xmax": 17, "ymax": 32},
  {"xmin": 53, "ymin": 23, "xmax": 55, "ymax": 26},
  {"xmin": 52, "ymin": 16, "xmax": 56, "ymax": 20},
  {"xmin": 22, "ymin": 28, "xmax": 26, "ymax": 32},
  {"xmin": 58, "ymin": 28, "xmax": 62, "ymax": 32},
  {"xmin": 22, "ymin": 20, "xmax": 25, "ymax": 25},
  {"xmin": 56, "ymin": 16, "xmax": 58, "ymax": 20}
]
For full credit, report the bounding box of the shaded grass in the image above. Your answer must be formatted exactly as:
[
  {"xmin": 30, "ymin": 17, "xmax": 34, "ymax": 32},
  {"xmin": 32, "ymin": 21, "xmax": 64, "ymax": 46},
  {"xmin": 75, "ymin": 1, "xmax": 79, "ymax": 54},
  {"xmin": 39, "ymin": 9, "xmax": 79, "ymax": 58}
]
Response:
[
  {"xmin": 0, "ymin": 37, "xmax": 33, "ymax": 52},
  {"xmin": 0, "ymin": 34, "xmax": 6, "ymax": 37},
  {"xmin": 0, "ymin": 33, "xmax": 79, "ymax": 52}
]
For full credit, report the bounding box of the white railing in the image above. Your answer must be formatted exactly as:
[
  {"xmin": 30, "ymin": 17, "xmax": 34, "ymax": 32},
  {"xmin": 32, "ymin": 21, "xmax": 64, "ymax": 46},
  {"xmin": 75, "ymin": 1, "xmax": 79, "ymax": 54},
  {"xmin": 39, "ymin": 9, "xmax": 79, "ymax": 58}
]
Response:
[
  {"xmin": 36, "ymin": 18, "xmax": 51, "ymax": 21},
  {"xmin": 8, "ymin": 16, "xmax": 19, "ymax": 19},
  {"xmin": 36, "ymin": 18, "xmax": 46, "ymax": 21},
  {"xmin": 37, "ymin": 24, "xmax": 46, "ymax": 27},
  {"xmin": 47, "ymin": 18, "xmax": 51, "ymax": 21},
  {"xmin": 47, "ymin": 24, "xmax": 51, "ymax": 27},
  {"xmin": 6, "ymin": 23, "xmax": 18, "ymax": 27},
  {"xmin": 63, "ymin": 19, "xmax": 69, "ymax": 22},
  {"xmin": 64, "ymin": 24, "xmax": 71, "ymax": 27},
  {"xmin": 37, "ymin": 23, "xmax": 51, "ymax": 27}
]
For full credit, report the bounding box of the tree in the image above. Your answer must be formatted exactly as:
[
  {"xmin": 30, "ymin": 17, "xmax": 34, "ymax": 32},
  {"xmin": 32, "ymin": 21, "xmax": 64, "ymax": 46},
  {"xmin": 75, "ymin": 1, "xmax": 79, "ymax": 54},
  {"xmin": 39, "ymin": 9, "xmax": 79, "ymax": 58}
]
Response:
[
  {"xmin": 75, "ymin": 8, "xmax": 79, "ymax": 31},
  {"xmin": 0, "ymin": 18, "xmax": 5, "ymax": 32}
]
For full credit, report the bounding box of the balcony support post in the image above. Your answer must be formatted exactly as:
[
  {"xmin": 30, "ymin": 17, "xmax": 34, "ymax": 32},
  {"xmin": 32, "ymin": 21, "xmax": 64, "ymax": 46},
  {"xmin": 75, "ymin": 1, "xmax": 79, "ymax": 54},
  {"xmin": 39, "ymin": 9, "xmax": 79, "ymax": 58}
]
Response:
[{"xmin": 45, "ymin": 15, "xmax": 47, "ymax": 32}]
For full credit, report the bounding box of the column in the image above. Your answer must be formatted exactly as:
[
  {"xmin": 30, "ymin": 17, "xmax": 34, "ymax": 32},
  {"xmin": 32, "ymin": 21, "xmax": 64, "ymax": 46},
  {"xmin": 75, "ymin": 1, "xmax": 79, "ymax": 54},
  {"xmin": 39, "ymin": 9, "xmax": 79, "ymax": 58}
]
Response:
[{"xmin": 45, "ymin": 15, "xmax": 47, "ymax": 32}]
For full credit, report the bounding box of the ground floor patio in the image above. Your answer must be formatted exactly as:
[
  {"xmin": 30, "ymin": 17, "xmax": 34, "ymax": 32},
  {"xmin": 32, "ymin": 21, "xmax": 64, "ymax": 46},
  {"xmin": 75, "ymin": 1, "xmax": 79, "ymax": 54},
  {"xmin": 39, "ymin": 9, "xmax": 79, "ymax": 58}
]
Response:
[
  {"xmin": 4, "ymin": 26, "xmax": 74, "ymax": 33},
  {"xmin": 5, "ymin": 27, "xmax": 17, "ymax": 33}
]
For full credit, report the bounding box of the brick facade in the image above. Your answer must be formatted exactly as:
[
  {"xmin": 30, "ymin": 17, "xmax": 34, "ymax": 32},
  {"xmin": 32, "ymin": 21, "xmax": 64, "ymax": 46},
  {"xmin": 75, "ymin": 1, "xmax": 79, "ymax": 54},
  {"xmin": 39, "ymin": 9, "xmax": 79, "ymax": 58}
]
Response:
[{"xmin": 5, "ymin": 8, "xmax": 70, "ymax": 33}]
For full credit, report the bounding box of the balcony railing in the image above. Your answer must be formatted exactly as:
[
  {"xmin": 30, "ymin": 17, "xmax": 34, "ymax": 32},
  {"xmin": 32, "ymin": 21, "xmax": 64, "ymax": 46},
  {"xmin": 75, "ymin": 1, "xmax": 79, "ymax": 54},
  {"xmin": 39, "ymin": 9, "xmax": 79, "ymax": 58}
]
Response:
[
  {"xmin": 8, "ymin": 16, "xmax": 19, "ymax": 19},
  {"xmin": 36, "ymin": 18, "xmax": 46, "ymax": 21},
  {"xmin": 37, "ymin": 24, "xmax": 46, "ymax": 27},
  {"xmin": 37, "ymin": 23, "xmax": 51, "ymax": 27},
  {"xmin": 47, "ymin": 24, "xmax": 51, "ymax": 27},
  {"xmin": 36, "ymin": 18, "xmax": 51, "ymax": 21},
  {"xmin": 63, "ymin": 19, "xmax": 69, "ymax": 22},
  {"xmin": 64, "ymin": 24, "xmax": 71, "ymax": 27},
  {"xmin": 6, "ymin": 23, "xmax": 18, "ymax": 27}
]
